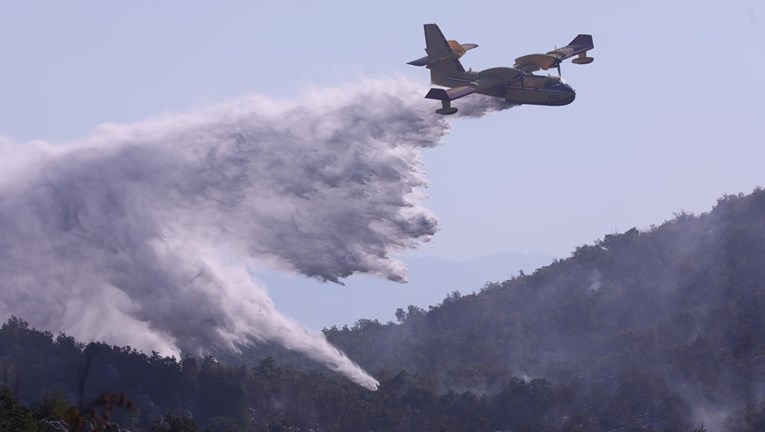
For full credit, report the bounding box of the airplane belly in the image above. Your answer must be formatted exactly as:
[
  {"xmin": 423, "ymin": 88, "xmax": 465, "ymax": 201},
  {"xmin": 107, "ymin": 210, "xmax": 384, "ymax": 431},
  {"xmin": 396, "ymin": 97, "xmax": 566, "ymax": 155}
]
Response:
[{"xmin": 504, "ymin": 88, "xmax": 575, "ymax": 106}]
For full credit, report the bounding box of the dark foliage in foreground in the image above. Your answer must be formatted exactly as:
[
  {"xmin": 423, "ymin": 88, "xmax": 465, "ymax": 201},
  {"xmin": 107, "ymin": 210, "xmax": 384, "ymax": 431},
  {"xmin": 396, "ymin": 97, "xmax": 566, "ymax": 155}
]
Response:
[{"xmin": 3, "ymin": 189, "xmax": 765, "ymax": 431}]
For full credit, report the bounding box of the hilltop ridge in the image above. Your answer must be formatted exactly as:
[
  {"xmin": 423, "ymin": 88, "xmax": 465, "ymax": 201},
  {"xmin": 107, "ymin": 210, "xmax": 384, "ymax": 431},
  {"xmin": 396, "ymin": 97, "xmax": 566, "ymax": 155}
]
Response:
[{"xmin": 3, "ymin": 189, "xmax": 765, "ymax": 431}]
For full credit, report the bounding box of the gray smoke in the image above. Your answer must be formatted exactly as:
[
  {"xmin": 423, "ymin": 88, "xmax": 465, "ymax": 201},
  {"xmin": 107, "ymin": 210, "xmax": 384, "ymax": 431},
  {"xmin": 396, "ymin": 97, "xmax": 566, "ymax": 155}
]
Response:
[{"xmin": 0, "ymin": 77, "xmax": 509, "ymax": 390}]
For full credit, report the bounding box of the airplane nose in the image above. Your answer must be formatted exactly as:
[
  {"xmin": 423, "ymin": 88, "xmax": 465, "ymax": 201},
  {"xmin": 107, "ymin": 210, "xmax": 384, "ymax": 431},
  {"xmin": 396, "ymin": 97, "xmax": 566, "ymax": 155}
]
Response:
[
  {"xmin": 558, "ymin": 90, "xmax": 575, "ymax": 105},
  {"xmin": 565, "ymin": 86, "xmax": 576, "ymax": 102}
]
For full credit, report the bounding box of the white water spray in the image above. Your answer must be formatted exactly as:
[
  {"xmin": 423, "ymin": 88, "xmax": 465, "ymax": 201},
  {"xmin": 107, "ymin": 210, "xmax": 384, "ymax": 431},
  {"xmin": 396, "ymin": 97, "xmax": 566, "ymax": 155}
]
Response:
[{"xmin": 0, "ymin": 77, "xmax": 510, "ymax": 390}]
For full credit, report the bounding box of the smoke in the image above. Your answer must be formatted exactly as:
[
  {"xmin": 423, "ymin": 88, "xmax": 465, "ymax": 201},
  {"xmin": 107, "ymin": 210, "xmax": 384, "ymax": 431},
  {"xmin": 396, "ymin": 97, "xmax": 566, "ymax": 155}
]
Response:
[{"xmin": 0, "ymin": 77, "xmax": 509, "ymax": 390}]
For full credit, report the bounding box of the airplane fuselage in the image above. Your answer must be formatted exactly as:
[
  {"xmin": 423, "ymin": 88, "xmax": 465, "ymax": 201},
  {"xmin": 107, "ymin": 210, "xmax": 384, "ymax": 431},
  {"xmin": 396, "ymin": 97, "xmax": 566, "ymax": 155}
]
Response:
[{"xmin": 431, "ymin": 68, "xmax": 576, "ymax": 106}]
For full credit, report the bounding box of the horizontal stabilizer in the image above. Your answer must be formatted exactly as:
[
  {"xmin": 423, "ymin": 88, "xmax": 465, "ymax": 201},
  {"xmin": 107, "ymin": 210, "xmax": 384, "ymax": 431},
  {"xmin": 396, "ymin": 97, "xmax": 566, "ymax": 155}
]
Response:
[
  {"xmin": 407, "ymin": 56, "xmax": 429, "ymax": 66},
  {"xmin": 408, "ymin": 45, "xmax": 476, "ymax": 66},
  {"xmin": 425, "ymin": 86, "xmax": 476, "ymax": 101},
  {"xmin": 447, "ymin": 40, "xmax": 478, "ymax": 58}
]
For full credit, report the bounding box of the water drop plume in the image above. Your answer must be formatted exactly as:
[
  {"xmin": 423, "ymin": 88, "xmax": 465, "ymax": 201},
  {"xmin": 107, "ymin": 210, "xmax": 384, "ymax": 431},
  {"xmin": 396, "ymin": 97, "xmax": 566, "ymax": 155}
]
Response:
[{"xmin": 0, "ymin": 77, "xmax": 510, "ymax": 390}]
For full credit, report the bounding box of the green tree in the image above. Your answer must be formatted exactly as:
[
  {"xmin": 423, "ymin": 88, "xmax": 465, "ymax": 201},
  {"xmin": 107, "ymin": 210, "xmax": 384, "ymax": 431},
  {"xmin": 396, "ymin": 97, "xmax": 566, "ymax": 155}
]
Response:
[{"xmin": 0, "ymin": 388, "xmax": 36, "ymax": 432}]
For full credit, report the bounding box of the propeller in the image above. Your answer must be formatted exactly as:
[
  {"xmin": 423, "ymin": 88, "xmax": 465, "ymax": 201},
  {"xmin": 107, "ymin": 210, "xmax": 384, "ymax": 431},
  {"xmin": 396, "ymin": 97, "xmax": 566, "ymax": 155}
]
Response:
[{"xmin": 552, "ymin": 58, "xmax": 563, "ymax": 76}]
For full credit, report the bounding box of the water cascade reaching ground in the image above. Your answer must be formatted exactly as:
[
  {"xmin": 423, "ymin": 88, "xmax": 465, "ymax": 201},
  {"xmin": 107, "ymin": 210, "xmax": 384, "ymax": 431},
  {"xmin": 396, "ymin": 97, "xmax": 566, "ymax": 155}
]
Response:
[{"xmin": 0, "ymin": 77, "xmax": 510, "ymax": 389}]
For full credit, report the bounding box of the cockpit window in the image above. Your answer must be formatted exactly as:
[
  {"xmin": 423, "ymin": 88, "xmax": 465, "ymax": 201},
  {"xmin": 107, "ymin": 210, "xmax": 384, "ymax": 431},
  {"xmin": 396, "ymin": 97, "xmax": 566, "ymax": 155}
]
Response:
[{"xmin": 543, "ymin": 76, "xmax": 570, "ymax": 89}]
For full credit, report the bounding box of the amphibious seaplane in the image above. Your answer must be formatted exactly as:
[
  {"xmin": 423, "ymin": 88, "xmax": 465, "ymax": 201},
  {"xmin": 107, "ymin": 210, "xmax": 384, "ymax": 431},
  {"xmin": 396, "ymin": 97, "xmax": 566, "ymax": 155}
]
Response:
[{"xmin": 408, "ymin": 24, "xmax": 594, "ymax": 114}]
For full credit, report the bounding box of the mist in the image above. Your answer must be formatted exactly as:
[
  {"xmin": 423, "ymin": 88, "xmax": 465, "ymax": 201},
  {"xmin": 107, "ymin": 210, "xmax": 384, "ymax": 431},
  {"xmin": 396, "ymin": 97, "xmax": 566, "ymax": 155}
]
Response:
[{"xmin": 0, "ymin": 77, "xmax": 510, "ymax": 390}]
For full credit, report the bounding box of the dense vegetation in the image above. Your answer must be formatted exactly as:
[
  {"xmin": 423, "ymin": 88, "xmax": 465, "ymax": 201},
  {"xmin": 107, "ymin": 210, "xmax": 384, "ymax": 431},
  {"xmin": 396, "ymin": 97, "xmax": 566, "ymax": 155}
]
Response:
[{"xmin": 3, "ymin": 189, "xmax": 765, "ymax": 431}]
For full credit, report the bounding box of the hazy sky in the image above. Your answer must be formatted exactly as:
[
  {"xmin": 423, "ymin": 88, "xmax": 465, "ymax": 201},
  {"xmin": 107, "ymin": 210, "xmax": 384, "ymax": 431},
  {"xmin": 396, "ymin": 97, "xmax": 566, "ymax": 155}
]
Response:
[{"xmin": 2, "ymin": 1, "xmax": 762, "ymax": 262}]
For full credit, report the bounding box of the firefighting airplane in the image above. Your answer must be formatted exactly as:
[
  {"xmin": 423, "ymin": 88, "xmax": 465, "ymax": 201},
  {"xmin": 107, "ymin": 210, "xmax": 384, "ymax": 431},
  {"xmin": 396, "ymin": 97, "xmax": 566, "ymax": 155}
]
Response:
[{"xmin": 408, "ymin": 24, "xmax": 594, "ymax": 114}]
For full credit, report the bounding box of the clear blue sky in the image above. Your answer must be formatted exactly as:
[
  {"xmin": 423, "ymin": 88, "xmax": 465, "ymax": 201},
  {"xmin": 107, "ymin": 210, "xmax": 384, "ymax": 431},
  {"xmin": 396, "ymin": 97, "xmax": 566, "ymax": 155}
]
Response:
[{"xmin": 1, "ymin": 1, "xmax": 762, "ymax": 260}]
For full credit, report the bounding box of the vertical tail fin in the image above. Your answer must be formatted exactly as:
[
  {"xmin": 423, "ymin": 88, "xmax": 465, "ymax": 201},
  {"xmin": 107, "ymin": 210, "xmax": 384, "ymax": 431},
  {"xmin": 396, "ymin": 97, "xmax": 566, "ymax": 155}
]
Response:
[
  {"xmin": 408, "ymin": 25, "xmax": 477, "ymax": 68},
  {"xmin": 423, "ymin": 24, "xmax": 465, "ymax": 73},
  {"xmin": 421, "ymin": 24, "xmax": 467, "ymax": 86}
]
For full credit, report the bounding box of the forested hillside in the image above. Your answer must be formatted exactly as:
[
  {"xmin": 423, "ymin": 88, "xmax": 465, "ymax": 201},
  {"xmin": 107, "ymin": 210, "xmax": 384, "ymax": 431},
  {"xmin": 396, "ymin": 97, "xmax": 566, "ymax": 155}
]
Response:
[
  {"xmin": 328, "ymin": 189, "xmax": 765, "ymax": 429},
  {"xmin": 3, "ymin": 190, "xmax": 765, "ymax": 431}
]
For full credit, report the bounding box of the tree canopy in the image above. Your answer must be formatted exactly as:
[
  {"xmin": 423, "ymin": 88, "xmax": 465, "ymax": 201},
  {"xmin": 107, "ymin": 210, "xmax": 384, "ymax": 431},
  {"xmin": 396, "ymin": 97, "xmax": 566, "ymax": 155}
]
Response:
[{"xmin": 3, "ymin": 189, "xmax": 765, "ymax": 431}]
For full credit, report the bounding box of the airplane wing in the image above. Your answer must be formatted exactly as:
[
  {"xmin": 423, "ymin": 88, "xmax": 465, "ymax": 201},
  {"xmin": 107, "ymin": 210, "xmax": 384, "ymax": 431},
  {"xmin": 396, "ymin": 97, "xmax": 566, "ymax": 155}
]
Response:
[
  {"xmin": 424, "ymin": 86, "xmax": 476, "ymax": 102},
  {"xmin": 514, "ymin": 34, "xmax": 594, "ymax": 73},
  {"xmin": 424, "ymin": 76, "xmax": 505, "ymax": 102},
  {"xmin": 424, "ymin": 86, "xmax": 478, "ymax": 115}
]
